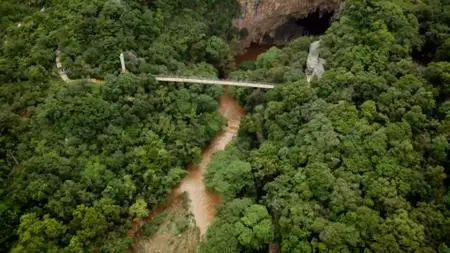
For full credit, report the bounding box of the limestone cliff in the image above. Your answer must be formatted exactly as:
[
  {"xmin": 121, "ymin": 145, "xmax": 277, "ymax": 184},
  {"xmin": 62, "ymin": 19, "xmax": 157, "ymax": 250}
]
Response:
[{"xmin": 233, "ymin": 0, "xmax": 341, "ymax": 47}]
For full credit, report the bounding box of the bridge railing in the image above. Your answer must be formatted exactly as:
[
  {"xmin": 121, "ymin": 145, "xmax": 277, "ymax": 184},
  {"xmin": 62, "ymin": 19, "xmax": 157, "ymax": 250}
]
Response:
[{"xmin": 154, "ymin": 76, "xmax": 274, "ymax": 89}]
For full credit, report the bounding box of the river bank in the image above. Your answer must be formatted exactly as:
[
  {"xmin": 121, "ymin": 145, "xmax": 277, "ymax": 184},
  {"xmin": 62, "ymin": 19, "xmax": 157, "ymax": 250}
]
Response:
[
  {"xmin": 131, "ymin": 88, "xmax": 244, "ymax": 252},
  {"xmin": 131, "ymin": 34, "xmax": 326, "ymax": 252},
  {"xmin": 131, "ymin": 42, "xmax": 263, "ymax": 251},
  {"xmin": 177, "ymin": 88, "xmax": 244, "ymax": 235}
]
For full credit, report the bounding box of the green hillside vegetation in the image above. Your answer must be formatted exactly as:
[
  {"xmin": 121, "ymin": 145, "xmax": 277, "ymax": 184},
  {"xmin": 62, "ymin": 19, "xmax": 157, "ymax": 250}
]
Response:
[
  {"xmin": 1, "ymin": 0, "xmax": 450, "ymax": 252},
  {"xmin": 201, "ymin": 0, "xmax": 450, "ymax": 252},
  {"xmin": 0, "ymin": 0, "xmax": 237, "ymax": 252}
]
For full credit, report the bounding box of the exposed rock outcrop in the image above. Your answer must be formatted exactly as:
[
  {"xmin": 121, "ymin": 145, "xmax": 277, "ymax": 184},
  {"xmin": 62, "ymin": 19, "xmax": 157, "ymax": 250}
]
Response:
[
  {"xmin": 233, "ymin": 0, "xmax": 341, "ymax": 47},
  {"xmin": 306, "ymin": 40, "xmax": 326, "ymax": 82}
]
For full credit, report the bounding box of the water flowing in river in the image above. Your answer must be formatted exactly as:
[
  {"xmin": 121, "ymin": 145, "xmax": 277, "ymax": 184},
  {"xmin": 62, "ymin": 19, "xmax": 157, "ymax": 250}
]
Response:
[
  {"xmin": 132, "ymin": 39, "xmax": 324, "ymax": 242},
  {"xmin": 131, "ymin": 45, "xmax": 264, "ymax": 240},
  {"xmin": 234, "ymin": 43, "xmax": 273, "ymax": 67},
  {"xmin": 176, "ymin": 39, "xmax": 323, "ymax": 235},
  {"xmin": 58, "ymin": 38, "xmax": 322, "ymax": 247},
  {"xmin": 130, "ymin": 89, "xmax": 244, "ymax": 245},
  {"xmin": 177, "ymin": 89, "xmax": 244, "ymax": 235}
]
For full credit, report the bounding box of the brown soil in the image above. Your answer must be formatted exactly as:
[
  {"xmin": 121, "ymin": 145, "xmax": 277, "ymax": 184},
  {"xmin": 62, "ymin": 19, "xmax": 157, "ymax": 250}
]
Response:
[{"xmin": 134, "ymin": 196, "xmax": 200, "ymax": 253}]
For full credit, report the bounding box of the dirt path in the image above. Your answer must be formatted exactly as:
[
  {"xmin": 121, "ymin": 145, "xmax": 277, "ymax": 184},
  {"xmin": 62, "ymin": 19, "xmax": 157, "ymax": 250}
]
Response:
[{"xmin": 55, "ymin": 50, "xmax": 105, "ymax": 84}]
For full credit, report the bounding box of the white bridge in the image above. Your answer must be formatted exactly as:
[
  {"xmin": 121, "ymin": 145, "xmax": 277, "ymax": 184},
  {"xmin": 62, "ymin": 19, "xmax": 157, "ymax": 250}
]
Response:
[
  {"xmin": 56, "ymin": 50, "xmax": 274, "ymax": 89},
  {"xmin": 155, "ymin": 76, "xmax": 274, "ymax": 89}
]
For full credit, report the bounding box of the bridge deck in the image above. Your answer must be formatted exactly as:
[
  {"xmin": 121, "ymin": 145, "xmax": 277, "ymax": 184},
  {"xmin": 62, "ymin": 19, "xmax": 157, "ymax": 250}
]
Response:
[
  {"xmin": 56, "ymin": 50, "xmax": 274, "ymax": 89},
  {"xmin": 155, "ymin": 77, "xmax": 274, "ymax": 89}
]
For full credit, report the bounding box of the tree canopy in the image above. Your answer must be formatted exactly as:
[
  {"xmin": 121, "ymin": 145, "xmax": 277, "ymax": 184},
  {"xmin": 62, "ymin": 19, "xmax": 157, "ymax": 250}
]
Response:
[
  {"xmin": 201, "ymin": 0, "xmax": 450, "ymax": 252},
  {"xmin": 2, "ymin": 0, "xmax": 450, "ymax": 252},
  {"xmin": 0, "ymin": 0, "xmax": 237, "ymax": 251}
]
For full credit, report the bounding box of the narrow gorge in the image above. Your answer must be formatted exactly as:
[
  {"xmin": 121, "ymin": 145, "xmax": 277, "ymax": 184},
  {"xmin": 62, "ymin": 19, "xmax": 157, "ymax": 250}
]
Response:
[{"xmin": 133, "ymin": 2, "xmax": 336, "ymax": 252}]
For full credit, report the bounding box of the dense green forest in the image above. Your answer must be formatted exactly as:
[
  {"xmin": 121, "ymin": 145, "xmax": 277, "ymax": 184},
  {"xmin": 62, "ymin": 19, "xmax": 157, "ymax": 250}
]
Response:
[
  {"xmin": 201, "ymin": 0, "xmax": 450, "ymax": 252},
  {"xmin": 0, "ymin": 0, "xmax": 236, "ymax": 252},
  {"xmin": 2, "ymin": 0, "xmax": 450, "ymax": 252}
]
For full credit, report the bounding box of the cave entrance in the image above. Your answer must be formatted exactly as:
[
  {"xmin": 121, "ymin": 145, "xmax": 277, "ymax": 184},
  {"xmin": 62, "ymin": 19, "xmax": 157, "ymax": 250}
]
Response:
[
  {"xmin": 270, "ymin": 9, "xmax": 334, "ymax": 45},
  {"xmin": 296, "ymin": 9, "xmax": 334, "ymax": 35},
  {"xmin": 232, "ymin": 9, "xmax": 334, "ymax": 72}
]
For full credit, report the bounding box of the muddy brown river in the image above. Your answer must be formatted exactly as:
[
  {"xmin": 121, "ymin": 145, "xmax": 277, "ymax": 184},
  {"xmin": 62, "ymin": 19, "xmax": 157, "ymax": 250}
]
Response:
[
  {"xmin": 130, "ymin": 88, "xmax": 245, "ymax": 241},
  {"xmin": 131, "ymin": 44, "xmax": 272, "ymax": 244},
  {"xmin": 234, "ymin": 43, "xmax": 273, "ymax": 67},
  {"xmin": 177, "ymin": 89, "xmax": 244, "ymax": 235}
]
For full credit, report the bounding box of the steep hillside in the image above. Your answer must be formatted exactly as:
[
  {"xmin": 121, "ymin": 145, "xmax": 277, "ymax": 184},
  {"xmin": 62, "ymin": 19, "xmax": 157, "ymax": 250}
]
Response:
[{"xmin": 234, "ymin": 0, "xmax": 341, "ymax": 46}]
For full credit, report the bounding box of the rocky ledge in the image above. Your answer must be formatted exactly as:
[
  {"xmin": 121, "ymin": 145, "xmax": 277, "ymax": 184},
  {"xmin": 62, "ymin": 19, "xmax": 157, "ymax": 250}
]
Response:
[{"xmin": 233, "ymin": 0, "xmax": 342, "ymax": 47}]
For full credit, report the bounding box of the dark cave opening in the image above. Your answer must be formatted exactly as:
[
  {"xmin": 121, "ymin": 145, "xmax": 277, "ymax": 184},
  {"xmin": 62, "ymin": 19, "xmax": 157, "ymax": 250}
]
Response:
[
  {"xmin": 269, "ymin": 9, "xmax": 334, "ymax": 45},
  {"xmin": 231, "ymin": 9, "xmax": 334, "ymax": 74},
  {"xmin": 295, "ymin": 9, "xmax": 335, "ymax": 35}
]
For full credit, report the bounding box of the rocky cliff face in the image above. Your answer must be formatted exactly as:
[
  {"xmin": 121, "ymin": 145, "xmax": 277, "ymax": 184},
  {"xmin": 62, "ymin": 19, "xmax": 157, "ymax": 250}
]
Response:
[{"xmin": 233, "ymin": 0, "xmax": 342, "ymax": 47}]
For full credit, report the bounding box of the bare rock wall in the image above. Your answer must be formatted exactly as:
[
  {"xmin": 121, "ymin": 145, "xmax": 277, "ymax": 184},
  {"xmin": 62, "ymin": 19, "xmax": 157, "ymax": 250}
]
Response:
[{"xmin": 233, "ymin": 0, "xmax": 341, "ymax": 47}]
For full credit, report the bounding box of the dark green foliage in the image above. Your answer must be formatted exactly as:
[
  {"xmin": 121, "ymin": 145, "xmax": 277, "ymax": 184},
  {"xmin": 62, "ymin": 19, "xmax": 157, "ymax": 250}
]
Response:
[
  {"xmin": 139, "ymin": 212, "xmax": 168, "ymax": 237},
  {"xmin": 202, "ymin": 0, "xmax": 450, "ymax": 252},
  {"xmin": 199, "ymin": 198, "xmax": 273, "ymax": 253},
  {"xmin": 0, "ymin": 0, "xmax": 236, "ymax": 252},
  {"xmin": 3, "ymin": 74, "xmax": 222, "ymax": 252},
  {"xmin": 0, "ymin": 0, "xmax": 237, "ymax": 82},
  {"xmin": 3, "ymin": 0, "xmax": 450, "ymax": 252},
  {"xmin": 205, "ymin": 144, "xmax": 253, "ymax": 200}
]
